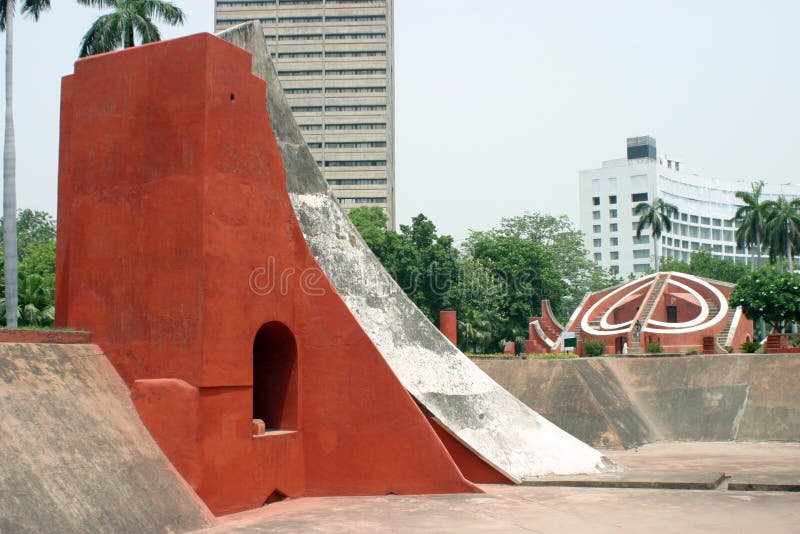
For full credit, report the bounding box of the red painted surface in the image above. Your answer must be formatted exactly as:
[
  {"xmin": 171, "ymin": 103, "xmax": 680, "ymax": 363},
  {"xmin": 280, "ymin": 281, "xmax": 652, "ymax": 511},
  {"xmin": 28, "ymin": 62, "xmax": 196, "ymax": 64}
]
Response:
[
  {"xmin": 765, "ymin": 334, "xmax": 800, "ymax": 353},
  {"xmin": 538, "ymin": 301, "xmax": 563, "ymax": 340},
  {"xmin": 503, "ymin": 341, "xmax": 515, "ymax": 355},
  {"xmin": 0, "ymin": 329, "xmax": 92, "ymax": 343},
  {"xmin": 428, "ymin": 418, "xmax": 514, "ymax": 484},
  {"xmin": 55, "ymin": 34, "xmax": 480, "ymax": 515},
  {"xmin": 439, "ymin": 310, "xmax": 457, "ymax": 346}
]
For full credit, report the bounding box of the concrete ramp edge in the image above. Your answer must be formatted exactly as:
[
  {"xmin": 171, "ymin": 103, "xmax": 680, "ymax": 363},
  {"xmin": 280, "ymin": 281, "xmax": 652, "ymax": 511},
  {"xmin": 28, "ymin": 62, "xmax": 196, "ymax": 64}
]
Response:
[{"xmin": 0, "ymin": 343, "xmax": 211, "ymax": 533}]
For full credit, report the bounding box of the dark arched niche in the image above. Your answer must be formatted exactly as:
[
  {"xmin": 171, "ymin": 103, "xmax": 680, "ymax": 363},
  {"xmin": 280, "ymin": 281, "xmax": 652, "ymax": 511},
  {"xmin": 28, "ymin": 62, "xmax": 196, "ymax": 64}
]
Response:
[{"xmin": 253, "ymin": 321, "xmax": 298, "ymax": 430}]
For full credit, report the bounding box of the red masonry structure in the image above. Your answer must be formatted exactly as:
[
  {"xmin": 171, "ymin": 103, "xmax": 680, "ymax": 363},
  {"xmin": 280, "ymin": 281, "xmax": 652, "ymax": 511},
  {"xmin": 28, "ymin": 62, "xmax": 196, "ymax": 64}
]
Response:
[
  {"xmin": 55, "ymin": 34, "xmax": 479, "ymax": 515},
  {"xmin": 439, "ymin": 310, "xmax": 458, "ymax": 346},
  {"xmin": 529, "ymin": 272, "xmax": 754, "ymax": 356}
]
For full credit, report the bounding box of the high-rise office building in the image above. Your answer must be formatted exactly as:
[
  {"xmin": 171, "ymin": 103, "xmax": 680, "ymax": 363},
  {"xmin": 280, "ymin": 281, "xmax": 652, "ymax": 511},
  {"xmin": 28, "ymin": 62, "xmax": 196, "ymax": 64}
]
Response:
[
  {"xmin": 579, "ymin": 136, "xmax": 800, "ymax": 278},
  {"xmin": 214, "ymin": 0, "xmax": 396, "ymax": 227}
]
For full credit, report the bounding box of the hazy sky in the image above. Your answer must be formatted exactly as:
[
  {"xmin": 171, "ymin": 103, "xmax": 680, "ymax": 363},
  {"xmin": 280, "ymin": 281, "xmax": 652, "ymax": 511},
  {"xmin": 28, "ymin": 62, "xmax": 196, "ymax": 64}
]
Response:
[{"xmin": 3, "ymin": 1, "xmax": 799, "ymax": 243}]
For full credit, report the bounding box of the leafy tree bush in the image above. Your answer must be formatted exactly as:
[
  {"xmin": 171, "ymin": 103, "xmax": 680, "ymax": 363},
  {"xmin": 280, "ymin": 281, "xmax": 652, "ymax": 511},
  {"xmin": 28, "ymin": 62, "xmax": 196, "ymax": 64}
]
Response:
[
  {"xmin": 660, "ymin": 249, "xmax": 750, "ymax": 284},
  {"xmin": 646, "ymin": 343, "xmax": 662, "ymax": 354},
  {"xmin": 0, "ymin": 210, "xmax": 56, "ymax": 327},
  {"xmin": 739, "ymin": 341, "xmax": 761, "ymax": 353},
  {"xmin": 729, "ymin": 267, "xmax": 800, "ymax": 333},
  {"xmin": 583, "ymin": 340, "xmax": 605, "ymax": 357}
]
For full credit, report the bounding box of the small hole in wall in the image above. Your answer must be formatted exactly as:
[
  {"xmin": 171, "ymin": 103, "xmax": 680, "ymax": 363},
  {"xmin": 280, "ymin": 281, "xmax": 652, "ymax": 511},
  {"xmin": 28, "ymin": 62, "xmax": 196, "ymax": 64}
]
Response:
[{"xmin": 230, "ymin": 92, "xmax": 235, "ymax": 101}]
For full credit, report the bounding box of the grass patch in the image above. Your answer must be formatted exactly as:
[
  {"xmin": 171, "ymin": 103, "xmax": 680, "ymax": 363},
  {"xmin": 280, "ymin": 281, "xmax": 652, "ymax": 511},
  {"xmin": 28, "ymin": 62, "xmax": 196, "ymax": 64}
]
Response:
[
  {"xmin": 466, "ymin": 352, "xmax": 579, "ymax": 360},
  {"xmin": 530, "ymin": 353, "xmax": 579, "ymax": 360},
  {"xmin": 0, "ymin": 326, "xmax": 84, "ymax": 332}
]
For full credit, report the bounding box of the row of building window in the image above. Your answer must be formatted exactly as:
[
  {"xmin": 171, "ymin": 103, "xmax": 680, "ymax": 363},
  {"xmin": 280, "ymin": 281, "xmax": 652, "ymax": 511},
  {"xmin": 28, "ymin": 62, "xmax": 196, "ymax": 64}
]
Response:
[
  {"xmin": 592, "ymin": 192, "xmax": 648, "ymax": 206},
  {"xmin": 306, "ymin": 141, "xmax": 386, "ymax": 148},
  {"xmin": 284, "ymin": 86, "xmax": 385, "ymax": 94},
  {"xmin": 324, "ymin": 160, "xmax": 386, "ymax": 167},
  {"xmin": 592, "ymin": 226, "xmax": 650, "ymax": 241},
  {"xmin": 593, "ymin": 249, "xmax": 651, "ymax": 262},
  {"xmin": 592, "ymin": 209, "xmax": 618, "ymax": 220},
  {"xmin": 327, "ymin": 178, "xmax": 387, "ymax": 185},
  {"xmin": 667, "ymin": 225, "xmax": 734, "ymax": 241},
  {"xmin": 278, "ymin": 68, "xmax": 386, "ymax": 76},
  {"xmin": 291, "ymin": 104, "xmax": 386, "ymax": 112},
  {"xmin": 662, "ymin": 237, "xmax": 742, "ymax": 253},
  {"xmin": 300, "ymin": 122, "xmax": 386, "ymax": 131},
  {"xmin": 338, "ymin": 197, "xmax": 387, "ymax": 204},
  {"xmin": 218, "ymin": 0, "xmax": 383, "ymax": 4},
  {"xmin": 277, "ymin": 50, "xmax": 385, "ymax": 58},
  {"xmin": 219, "ymin": 14, "xmax": 385, "ymax": 23},
  {"xmin": 264, "ymin": 32, "xmax": 385, "ymax": 40}
]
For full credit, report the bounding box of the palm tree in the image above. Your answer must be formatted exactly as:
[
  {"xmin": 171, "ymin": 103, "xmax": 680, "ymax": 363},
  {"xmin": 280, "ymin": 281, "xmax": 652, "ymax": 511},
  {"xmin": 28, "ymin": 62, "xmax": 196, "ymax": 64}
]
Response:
[
  {"xmin": 732, "ymin": 180, "xmax": 766, "ymax": 269},
  {"xmin": 634, "ymin": 197, "xmax": 678, "ymax": 272},
  {"xmin": 78, "ymin": 0, "xmax": 185, "ymax": 58},
  {"xmin": 0, "ymin": 0, "xmax": 50, "ymax": 328},
  {"xmin": 763, "ymin": 195, "xmax": 800, "ymax": 273}
]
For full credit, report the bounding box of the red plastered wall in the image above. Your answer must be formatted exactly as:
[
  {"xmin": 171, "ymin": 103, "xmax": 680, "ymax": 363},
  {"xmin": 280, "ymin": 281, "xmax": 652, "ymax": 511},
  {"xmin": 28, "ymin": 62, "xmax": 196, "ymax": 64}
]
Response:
[{"xmin": 56, "ymin": 34, "xmax": 480, "ymax": 515}]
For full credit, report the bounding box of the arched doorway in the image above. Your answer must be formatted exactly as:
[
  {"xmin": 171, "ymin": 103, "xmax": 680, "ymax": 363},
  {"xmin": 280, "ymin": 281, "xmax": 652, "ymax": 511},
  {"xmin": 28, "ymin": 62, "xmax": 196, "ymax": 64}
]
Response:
[{"xmin": 253, "ymin": 321, "xmax": 298, "ymax": 431}]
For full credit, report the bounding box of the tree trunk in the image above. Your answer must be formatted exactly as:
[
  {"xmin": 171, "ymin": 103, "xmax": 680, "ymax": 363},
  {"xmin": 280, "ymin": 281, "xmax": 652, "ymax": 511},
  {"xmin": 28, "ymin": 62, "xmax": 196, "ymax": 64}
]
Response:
[
  {"xmin": 124, "ymin": 23, "xmax": 134, "ymax": 48},
  {"xmin": 756, "ymin": 230, "xmax": 762, "ymax": 269},
  {"xmin": 788, "ymin": 238, "xmax": 793, "ymax": 274},
  {"xmin": 653, "ymin": 234, "xmax": 659, "ymax": 272},
  {"xmin": 3, "ymin": 0, "xmax": 17, "ymax": 328}
]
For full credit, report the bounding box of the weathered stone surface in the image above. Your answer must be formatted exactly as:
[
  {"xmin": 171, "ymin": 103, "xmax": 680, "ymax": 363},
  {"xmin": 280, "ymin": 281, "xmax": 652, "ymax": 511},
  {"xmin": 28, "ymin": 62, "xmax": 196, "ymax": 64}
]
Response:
[
  {"xmin": 475, "ymin": 354, "xmax": 800, "ymax": 449},
  {"xmin": 0, "ymin": 343, "xmax": 210, "ymax": 533},
  {"xmin": 217, "ymin": 21, "xmax": 611, "ymax": 480}
]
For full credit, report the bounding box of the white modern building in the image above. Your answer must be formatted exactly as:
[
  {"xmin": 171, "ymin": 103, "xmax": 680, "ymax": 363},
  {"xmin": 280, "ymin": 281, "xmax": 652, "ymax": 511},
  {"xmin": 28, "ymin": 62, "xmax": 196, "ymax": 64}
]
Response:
[
  {"xmin": 579, "ymin": 136, "xmax": 800, "ymax": 278},
  {"xmin": 214, "ymin": 0, "xmax": 396, "ymax": 227}
]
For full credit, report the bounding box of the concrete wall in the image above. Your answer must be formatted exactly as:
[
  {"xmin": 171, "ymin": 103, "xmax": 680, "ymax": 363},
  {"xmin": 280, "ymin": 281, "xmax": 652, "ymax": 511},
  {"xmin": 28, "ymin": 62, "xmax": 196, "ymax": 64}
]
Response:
[{"xmin": 476, "ymin": 354, "xmax": 800, "ymax": 449}]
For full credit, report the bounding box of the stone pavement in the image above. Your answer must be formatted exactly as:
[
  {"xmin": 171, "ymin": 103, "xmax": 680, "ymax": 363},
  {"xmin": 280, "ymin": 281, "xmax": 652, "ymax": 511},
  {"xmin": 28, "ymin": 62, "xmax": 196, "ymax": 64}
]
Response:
[{"xmin": 196, "ymin": 442, "xmax": 800, "ymax": 533}]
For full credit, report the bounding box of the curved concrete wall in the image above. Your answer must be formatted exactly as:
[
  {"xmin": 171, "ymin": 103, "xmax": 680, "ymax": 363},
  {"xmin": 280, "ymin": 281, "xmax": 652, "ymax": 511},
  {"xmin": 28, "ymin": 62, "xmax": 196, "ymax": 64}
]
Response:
[{"xmin": 476, "ymin": 354, "xmax": 800, "ymax": 449}]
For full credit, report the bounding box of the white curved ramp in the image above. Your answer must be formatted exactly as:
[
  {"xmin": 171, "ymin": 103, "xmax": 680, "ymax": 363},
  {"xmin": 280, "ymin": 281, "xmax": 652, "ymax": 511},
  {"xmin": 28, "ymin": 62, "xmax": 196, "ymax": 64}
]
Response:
[{"xmin": 218, "ymin": 22, "xmax": 612, "ymax": 480}]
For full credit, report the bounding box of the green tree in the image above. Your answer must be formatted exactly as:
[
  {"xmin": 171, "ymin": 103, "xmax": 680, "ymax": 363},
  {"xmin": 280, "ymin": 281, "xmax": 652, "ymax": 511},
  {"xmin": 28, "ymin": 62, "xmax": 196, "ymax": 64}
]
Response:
[
  {"xmin": 463, "ymin": 230, "xmax": 564, "ymax": 346},
  {"xmin": 78, "ymin": 0, "xmax": 185, "ymax": 58},
  {"xmin": 660, "ymin": 249, "xmax": 749, "ymax": 284},
  {"xmin": 0, "ymin": 209, "xmax": 56, "ymax": 326},
  {"xmin": 0, "ymin": 0, "xmax": 51, "ymax": 327},
  {"xmin": 476, "ymin": 213, "xmax": 619, "ymax": 318},
  {"xmin": 730, "ymin": 267, "xmax": 800, "ymax": 333},
  {"xmin": 444, "ymin": 258, "xmax": 507, "ymax": 353},
  {"xmin": 762, "ymin": 195, "xmax": 800, "ymax": 272},
  {"xmin": 348, "ymin": 206, "xmax": 389, "ymax": 253},
  {"xmin": 349, "ymin": 209, "xmax": 460, "ymax": 324},
  {"xmin": 732, "ymin": 180, "xmax": 766, "ymax": 269},
  {"xmin": 634, "ymin": 197, "xmax": 678, "ymax": 272}
]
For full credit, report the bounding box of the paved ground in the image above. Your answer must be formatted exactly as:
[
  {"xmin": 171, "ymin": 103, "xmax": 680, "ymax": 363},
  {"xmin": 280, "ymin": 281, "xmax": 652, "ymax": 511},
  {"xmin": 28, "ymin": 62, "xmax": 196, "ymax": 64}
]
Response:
[
  {"xmin": 197, "ymin": 442, "xmax": 800, "ymax": 533},
  {"xmin": 607, "ymin": 441, "xmax": 800, "ymax": 473}
]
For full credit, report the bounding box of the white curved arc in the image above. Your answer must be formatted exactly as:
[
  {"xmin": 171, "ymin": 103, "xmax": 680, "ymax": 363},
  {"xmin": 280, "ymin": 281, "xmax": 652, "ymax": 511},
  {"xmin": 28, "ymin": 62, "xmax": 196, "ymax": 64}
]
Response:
[
  {"xmin": 643, "ymin": 273, "xmax": 728, "ymax": 334},
  {"xmin": 725, "ymin": 306, "xmax": 743, "ymax": 347},
  {"xmin": 530, "ymin": 320, "xmax": 557, "ymax": 349},
  {"xmin": 646, "ymin": 279, "xmax": 709, "ymax": 328},
  {"xmin": 580, "ymin": 273, "xmax": 658, "ymax": 336},
  {"xmin": 599, "ymin": 281, "xmax": 652, "ymax": 330}
]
